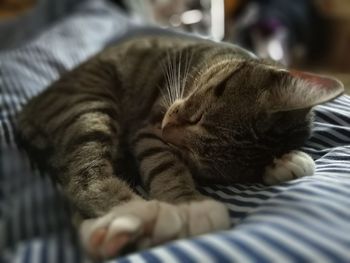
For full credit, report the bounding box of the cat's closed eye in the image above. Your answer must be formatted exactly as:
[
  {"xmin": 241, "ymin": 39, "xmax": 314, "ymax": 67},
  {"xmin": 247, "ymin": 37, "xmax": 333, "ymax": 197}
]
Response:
[{"xmin": 188, "ymin": 112, "xmax": 204, "ymax": 125}]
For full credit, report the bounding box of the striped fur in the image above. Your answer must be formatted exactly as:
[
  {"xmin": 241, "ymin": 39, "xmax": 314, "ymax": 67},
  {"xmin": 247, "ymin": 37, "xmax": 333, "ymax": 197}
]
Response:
[
  {"xmin": 2, "ymin": 3, "xmax": 350, "ymax": 261},
  {"xmin": 17, "ymin": 35, "xmax": 343, "ymax": 257},
  {"xmin": 18, "ymin": 35, "xmax": 262, "ymax": 217}
]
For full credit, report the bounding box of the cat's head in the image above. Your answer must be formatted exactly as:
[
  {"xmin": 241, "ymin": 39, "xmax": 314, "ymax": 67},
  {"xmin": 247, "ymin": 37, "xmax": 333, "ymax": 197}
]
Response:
[{"xmin": 161, "ymin": 59, "xmax": 344, "ymax": 183}]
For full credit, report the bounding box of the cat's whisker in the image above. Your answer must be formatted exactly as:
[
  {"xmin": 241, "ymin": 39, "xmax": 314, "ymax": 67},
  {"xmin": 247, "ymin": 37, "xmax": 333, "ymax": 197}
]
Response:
[
  {"xmin": 168, "ymin": 51, "xmax": 176, "ymax": 104},
  {"xmin": 167, "ymin": 59, "xmax": 175, "ymax": 104},
  {"xmin": 181, "ymin": 50, "xmax": 193, "ymax": 99},
  {"xmin": 161, "ymin": 53, "xmax": 176, "ymax": 107},
  {"xmin": 173, "ymin": 51, "xmax": 179, "ymax": 102},
  {"xmin": 159, "ymin": 88, "xmax": 171, "ymax": 108},
  {"xmin": 174, "ymin": 52, "xmax": 178, "ymax": 101},
  {"xmin": 176, "ymin": 50, "xmax": 182, "ymax": 100},
  {"xmin": 158, "ymin": 85, "xmax": 169, "ymax": 109},
  {"xmin": 169, "ymin": 49, "xmax": 190, "ymax": 102},
  {"xmin": 168, "ymin": 53, "xmax": 174, "ymax": 101},
  {"xmin": 161, "ymin": 49, "xmax": 194, "ymax": 106},
  {"xmin": 163, "ymin": 83, "xmax": 172, "ymax": 108},
  {"xmin": 181, "ymin": 52, "xmax": 188, "ymax": 99},
  {"xmin": 179, "ymin": 50, "xmax": 185, "ymax": 100}
]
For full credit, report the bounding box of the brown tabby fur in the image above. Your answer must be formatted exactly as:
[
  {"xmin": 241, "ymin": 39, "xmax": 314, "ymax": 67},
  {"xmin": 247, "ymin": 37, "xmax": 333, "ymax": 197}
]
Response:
[{"xmin": 18, "ymin": 35, "xmax": 314, "ymax": 219}]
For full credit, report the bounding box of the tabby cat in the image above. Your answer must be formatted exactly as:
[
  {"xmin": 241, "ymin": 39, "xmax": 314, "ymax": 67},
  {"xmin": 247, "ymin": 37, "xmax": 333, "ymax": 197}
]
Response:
[{"xmin": 18, "ymin": 34, "xmax": 344, "ymax": 259}]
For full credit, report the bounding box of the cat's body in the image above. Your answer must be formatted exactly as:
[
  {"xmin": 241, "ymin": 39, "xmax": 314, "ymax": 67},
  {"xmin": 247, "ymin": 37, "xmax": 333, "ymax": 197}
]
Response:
[{"xmin": 18, "ymin": 34, "xmax": 343, "ymax": 259}]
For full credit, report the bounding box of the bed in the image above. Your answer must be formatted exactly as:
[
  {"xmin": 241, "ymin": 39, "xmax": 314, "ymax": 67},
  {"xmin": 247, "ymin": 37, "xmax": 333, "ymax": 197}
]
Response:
[{"xmin": 1, "ymin": 1, "xmax": 350, "ymax": 262}]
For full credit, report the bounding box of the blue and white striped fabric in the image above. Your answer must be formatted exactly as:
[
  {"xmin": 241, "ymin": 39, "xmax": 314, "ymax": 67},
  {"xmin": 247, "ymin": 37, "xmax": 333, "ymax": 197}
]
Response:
[{"xmin": 1, "ymin": 1, "xmax": 350, "ymax": 262}]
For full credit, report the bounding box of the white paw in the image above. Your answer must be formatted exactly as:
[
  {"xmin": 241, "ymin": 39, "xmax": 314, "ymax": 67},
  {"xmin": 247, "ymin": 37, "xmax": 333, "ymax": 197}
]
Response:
[
  {"xmin": 263, "ymin": 151, "xmax": 315, "ymax": 185},
  {"xmin": 79, "ymin": 199, "xmax": 230, "ymax": 259},
  {"xmin": 178, "ymin": 200, "xmax": 230, "ymax": 236}
]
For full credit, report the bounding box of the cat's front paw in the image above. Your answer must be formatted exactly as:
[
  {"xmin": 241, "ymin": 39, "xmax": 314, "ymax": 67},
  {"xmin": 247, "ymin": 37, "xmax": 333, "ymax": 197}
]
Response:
[
  {"xmin": 263, "ymin": 150, "xmax": 315, "ymax": 185},
  {"xmin": 79, "ymin": 199, "xmax": 230, "ymax": 259}
]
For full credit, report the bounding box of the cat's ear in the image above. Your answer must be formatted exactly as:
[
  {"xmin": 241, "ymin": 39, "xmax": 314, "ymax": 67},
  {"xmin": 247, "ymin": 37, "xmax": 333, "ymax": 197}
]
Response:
[{"xmin": 262, "ymin": 70, "xmax": 344, "ymax": 112}]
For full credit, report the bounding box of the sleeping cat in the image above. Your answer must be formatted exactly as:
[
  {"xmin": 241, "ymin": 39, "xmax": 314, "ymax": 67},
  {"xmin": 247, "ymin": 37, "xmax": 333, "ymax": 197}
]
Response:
[{"xmin": 17, "ymin": 34, "xmax": 343, "ymax": 259}]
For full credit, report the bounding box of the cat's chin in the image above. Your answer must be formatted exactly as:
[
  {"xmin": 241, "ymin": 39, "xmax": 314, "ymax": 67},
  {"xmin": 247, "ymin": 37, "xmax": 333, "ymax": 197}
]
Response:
[
  {"xmin": 162, "ymin": 126, "xmax": 200, "ymax": 159},
  {"xmin": 162, "ymin": 125, "xmax": 187, "ymax": 148}
]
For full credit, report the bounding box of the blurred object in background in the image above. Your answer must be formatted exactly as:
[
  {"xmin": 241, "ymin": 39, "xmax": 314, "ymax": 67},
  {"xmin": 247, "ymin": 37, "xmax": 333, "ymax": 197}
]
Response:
[
  {"xmin": 315, "ymin": 0, "xmax": 350, "ymax": 18},
  {"xmin": 123, "ymin": 0, "xmax": 333, "ymax": 69},
  {"xmin": 2, "ymin": 0, "xmax": 348, "ymax": 73},
  {"xmin": 0, "ymin": 0, "xmax": 86, "ymax": 50},
  {"xmin": 228, "ymin": 0, "xmax": 325, "ymax": 66},
  {"xmin": 123, "ymin": 0, "xmax": 225, "ymax": 41},
  {"xmin": 314, "ymin": 0, "xmax": 350, "ymax": 72},
  {"xmin": 0, "ymin": 0, "xmax": 36, "ymax": 18}
]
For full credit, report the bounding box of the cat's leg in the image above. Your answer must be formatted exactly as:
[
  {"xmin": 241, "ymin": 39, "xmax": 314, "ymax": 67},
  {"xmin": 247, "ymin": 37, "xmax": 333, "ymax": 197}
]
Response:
[
  {"xmin": 134, "ymin": 125, "xmax": 203, "ymax": 203},
  {"xmin": 34, "ymin": 107, "xmax": 144, "ymax": 258},
  {"xmin": 47, "ymin": 108, "xmax": 142, "ymax": 217},
  {"xmin": 19, "ymin": 96, "xmax": 142, "ymax": 218},
  {"xmin": 133, "ymin": 125, "xmax": 230, "ymax": 237},
  {"xmin": 82, "ymin": 124, "xmax": 230, "ymax": 258},
  {"xmin": 263, "ymin": 150, "xmax": 315, "ymax": 185},
  {"xmin": 81, "ymin": 199, "xmax": 229, "ymax": 258}
]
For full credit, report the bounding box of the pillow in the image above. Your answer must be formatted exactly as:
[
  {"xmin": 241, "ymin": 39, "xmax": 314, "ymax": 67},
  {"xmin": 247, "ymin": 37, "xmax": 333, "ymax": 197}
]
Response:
[
  {"xmin": 0, "ymin": 1, "xmax": 132, "ymax": 261},
  {"xmin": 0, "ymin": 0, "xmax": 86, "ymax": 51},
  {"xmin": 1, "ymin": 2, "xmax": 350, "ymax": 262}
]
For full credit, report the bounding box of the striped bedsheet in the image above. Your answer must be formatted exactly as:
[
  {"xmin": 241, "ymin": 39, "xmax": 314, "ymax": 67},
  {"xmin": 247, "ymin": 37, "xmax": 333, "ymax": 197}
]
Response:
[{"xmin": 1, "ymin": 1, "xmax": 350, "ymax": 262}]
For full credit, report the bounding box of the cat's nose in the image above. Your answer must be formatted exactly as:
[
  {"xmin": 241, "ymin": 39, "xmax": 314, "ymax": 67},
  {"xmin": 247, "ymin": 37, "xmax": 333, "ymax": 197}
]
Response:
[
  {"xmin": 161, "ymin": 100, "xmax": 184, "ymax": 131},
  {"xmin": 162, "ymin": 111, "xmax": 184, "ymax": 146},
  {"xmin": 162, "ymin": 109, "xmax": 181, "ymax": 131}
]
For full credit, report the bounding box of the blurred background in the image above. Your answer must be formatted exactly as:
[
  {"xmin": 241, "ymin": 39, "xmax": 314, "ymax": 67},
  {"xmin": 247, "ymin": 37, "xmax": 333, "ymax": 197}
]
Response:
[
  {"xmin": 1, "ymin": 0, "xmax": 349, "ymax": 90},
  {"xmin": 122, "ymin": 0, "xmax": 350, "ymax": 91}
]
